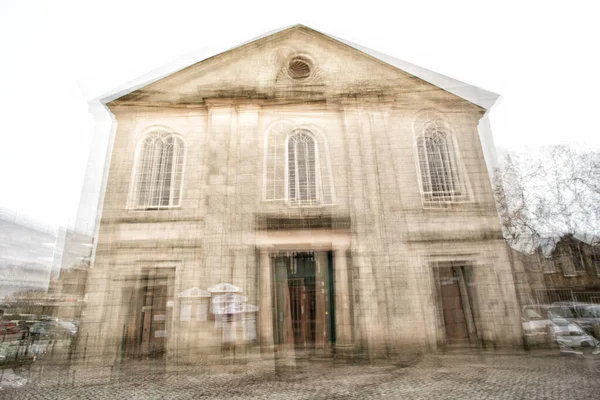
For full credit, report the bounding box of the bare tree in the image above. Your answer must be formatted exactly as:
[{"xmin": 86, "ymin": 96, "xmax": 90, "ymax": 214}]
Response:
[
  {"xmin": 493, "ymin": 145, "xmax": 600, "ymax": 250},
  {"xmin": 1, "ymin": 289, "xmax": 48, "ymax": 315}
]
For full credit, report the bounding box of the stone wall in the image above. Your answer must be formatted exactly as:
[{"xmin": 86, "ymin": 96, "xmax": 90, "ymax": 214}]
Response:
[{"xmin": 80, "ymin": 29, "xmax": 523, "ymax": 363}]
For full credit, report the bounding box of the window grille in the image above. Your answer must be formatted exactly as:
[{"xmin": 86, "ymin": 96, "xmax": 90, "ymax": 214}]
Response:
[
  {"xmin": 264, "ymin": 122, "xmax": 334, "ymax": 206},
  {"xmin": 560, "ymin": 251, "xmax": 577, "ymax": 277},
  {"xmin": 540, "ymin": 251, "xmax": 556, "ymax": 273},
  {"xmin": 415, "ymin": 112, "xmax": 467, "ymax": 206},
  {"xmin": 287, "ymin": 130, "xmax": 319, "ymax": 205},
  {"xmin": 543, "ymin": 259, "xmax": 557, "ymax": 274},
  {"xmin": 131, "ymin": 131, "xmax": 185, "ymax": 209},
  {"xmin": 571, "ymin": 245, "xmax": 585, "ymax": 273}
]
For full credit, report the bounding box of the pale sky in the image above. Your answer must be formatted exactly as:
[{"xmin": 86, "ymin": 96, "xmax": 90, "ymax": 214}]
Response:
[{"xmin": 1, "ymin": 0, "xmax": 599, "ymax": 232}]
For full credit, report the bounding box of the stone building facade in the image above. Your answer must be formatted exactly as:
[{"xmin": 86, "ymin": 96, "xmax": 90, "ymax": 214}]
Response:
[
  {"xmin": 45, "ymin": 263, "xmax": 89, "ymax": 320},
  {"xmin": 542, "ymin": 235, "xmax": 600, "ymax": 293},
  {"xmin": 81, "ymin": 25, "xmax": 523, "ymax": 364},
  {"xmin": 514, "ymin": 235, "xmax": 600, "ymax": 305}
]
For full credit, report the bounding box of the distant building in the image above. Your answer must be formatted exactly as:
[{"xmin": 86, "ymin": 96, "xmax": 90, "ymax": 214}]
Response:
[
  {"xmin": 0, "ymin": 208, "xmax": 57, "ymax": 299},
  {"xmin": 82, "ymin": 25, "xmax": 523, "ymax": 364},
  {"xmin": 0, "ymin": 207, "xmax": 93, "ymax": 321},
  {"xmin": 45, "ymin": 262, "xmax": 89, "ymax": 319},
  {"xmin": 516, "ymin": 234, "xmax": 600, "ymax": 305}
]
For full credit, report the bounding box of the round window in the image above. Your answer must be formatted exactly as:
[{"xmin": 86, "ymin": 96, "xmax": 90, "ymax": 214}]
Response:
[{"xmin": 287, "ymin": 56, "xmax": 312, "ymax": 81}]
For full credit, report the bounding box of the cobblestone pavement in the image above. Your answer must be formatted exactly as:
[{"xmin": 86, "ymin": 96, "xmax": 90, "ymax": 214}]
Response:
[{"xmin": 2, "ymin": 351, "xmax": 600, "ymax": 399}]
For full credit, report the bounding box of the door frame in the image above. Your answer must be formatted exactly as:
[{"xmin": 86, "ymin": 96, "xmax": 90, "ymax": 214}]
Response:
[
  {"xmin": 120, "ymin": 266, "xmax": 176, "ymax": 359},
  {"xmin": 432, "ymin": 261, "xmax": 480, "ymax": 348},
  {"xmin": 270, "ymin": 250, "xmax": 336, "ymax": 353},
  {"xmin": 255, "ymin": 229, "xmax": 351, "ymax": 353}
]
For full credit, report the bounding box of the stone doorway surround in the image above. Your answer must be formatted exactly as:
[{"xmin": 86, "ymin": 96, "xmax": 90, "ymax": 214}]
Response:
[
  {"xmin": 431, "ymin": 261, "xmax": 480, "ymax": 349},
  {"xmin": 254, "ymin": 229, "xmax": 352, "ymax": 355},
  {"xmin": 120, "ymin": 265, "xmax": 177, "ymax": 359}
]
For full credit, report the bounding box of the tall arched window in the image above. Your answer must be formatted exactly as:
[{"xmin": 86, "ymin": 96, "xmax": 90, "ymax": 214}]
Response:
[
  {"xmin": 286, "ymin": 130, "xmax": 320, "ymax": 205},
  {"xmin": 264, "ymin": 122, "xmax": 334, "ymax": 206},
  {"xmin": 131, "ymin": 131, "xmax": 185, "ymax": 209},
  {"xmin": 415, "ymin": 112, "xmax": 466, "ymax": 204}
]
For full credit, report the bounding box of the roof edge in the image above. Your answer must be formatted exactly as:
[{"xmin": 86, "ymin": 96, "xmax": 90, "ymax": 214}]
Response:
[{"xmin": 92, "ymin": 24, "xmax": 499, "ymax": 110}]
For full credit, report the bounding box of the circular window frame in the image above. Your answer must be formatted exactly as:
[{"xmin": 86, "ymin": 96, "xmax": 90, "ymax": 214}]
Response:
[{"xmin": 286, "ymin": 55, "xmax": 314, "ymax": 82}]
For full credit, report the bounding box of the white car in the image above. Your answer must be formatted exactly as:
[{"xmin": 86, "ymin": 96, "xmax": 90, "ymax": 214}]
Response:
[
  {"xmin": 552, "ymin": 302, "xmax": 600, "ymax": 339},
  {"xmin": 56, "ymin": 320, "xmax": 78, "ymax": 336},
  {"xmin": 553, "ymin": 323, "xmax": 599, "ymax": 348},
  {"xmin": 522, "ymin": 305, "xmax": 600, "ymax": 352}
]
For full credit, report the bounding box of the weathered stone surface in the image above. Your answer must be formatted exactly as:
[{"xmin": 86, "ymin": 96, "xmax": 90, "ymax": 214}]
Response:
[{"xmin": 81, "ymin": 25, "xmax": 522, "ymax": 363}]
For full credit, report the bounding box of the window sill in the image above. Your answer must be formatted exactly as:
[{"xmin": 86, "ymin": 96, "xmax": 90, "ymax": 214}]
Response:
[
  {"xmin": 422, "ymin": 200, "xmax": 473, "ymax": 210},
  {"xmin": 127, "ymin": 206, "xmax": 182, "ymax": 211},
  {"xmin": 262, "ymin": 198, "xmax": 336, "ymax": 208},
  {"xmin": 285, "ymin": 203, "xmax": 331, "ymax": 209}
]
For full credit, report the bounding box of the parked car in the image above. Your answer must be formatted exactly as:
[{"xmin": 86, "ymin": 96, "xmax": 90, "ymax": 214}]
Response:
[
  {"xmin": 523, "ymin": 306, "xmax": 567, "ymax": 344},
  {"xmin": 523, "ymin": 304, "xmax": 580, "ymax": 324},
  {"xmin": 552, "ymin": 302, "xmax": 600, "ymax": 338},
  {"xmin": 0, "ymin": 322, "xmax": 22, "ymax": 342},
  {"xmin": 553, "ymin": 322, "xmax": 599, "ymax": 348},
  {"xmin": 30, "ymin": 319, "xmax": 78, "ymax": 339},
  {"xmin": 29, "ymin": 321, "xmax": 54, "ymax": 340},
  {"xmin": 522, "ymin": 305, "xmax": 600, "ymax": 352},
  {"xmin": 56, "ymin": 320, "xmax": 78, "ymax": 337}
]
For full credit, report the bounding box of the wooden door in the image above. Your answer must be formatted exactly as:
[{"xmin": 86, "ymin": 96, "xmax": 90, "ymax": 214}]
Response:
[
  {"xmin": 272, "ymin": 253, "xmax": 324, "ymax": 350},
  {"xmin": 438, "ymin": 267, "xmax": 469, "ymax": 344},
  {"xmin": 140, "ymin": 275, "xmax": 169, "ymax": 356},
  {"xmin": 287, "ymin": 278, "xmax": 307, "ymax": 346}
]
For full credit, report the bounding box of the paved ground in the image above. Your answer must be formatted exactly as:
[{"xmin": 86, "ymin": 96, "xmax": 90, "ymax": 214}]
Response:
[{"xmin": 2, "ymin": 351, "xmax": 600, "ymax": 399}]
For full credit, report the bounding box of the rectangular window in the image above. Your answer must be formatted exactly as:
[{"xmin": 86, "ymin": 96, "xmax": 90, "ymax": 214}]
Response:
[
  {"xmin": 542, "ymin": 258, "xmax": 556, "ymax": 274},
  {"xmin": 592, "ymin": 255, "xmax": 600, "ymax": 277},
  {"xmin": 572, "ymin": 246, "xmax": 585, "ymax": 273},
  {"xmin": 560, "ymin": 258, "xmax": 577, "ymax": 277},
  {"xmin": 529, "ymin": 253, "xmax": 543, "ymax": 272}
]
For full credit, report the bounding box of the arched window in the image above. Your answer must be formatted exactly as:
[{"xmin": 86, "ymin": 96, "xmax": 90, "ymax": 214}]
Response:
[
  {"xmin": 131, "ymin": 131, "xmax": 185, "ymax": 209},
  {"xmin": 264, "ymin": 122, "xmax": 334, "ymax": 206},
  {"xmin": 286, "ymin": 130, "xmax": 319, "ymax": 205},
  {"xmin": 415, "ymin": 112, "xmax": 466, "ymax": 204}
]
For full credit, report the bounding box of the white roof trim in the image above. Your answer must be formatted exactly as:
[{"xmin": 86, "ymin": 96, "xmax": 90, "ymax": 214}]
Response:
[
  {"xmin": 95, "ymin": 24, "xmax": 499, "ymax": 110},
  {"xmin": 321, "ymin": 31, "xmax": 499, "ymax": 110},
  {"xmin": 177, "ymin": 287, "xmax": 211, "ymax": 298}
]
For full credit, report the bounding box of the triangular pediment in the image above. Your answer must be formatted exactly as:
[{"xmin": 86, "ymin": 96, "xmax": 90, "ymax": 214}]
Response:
[
  {"xmin": 207, "ymin": 282, "xmax": 243, "ymax": 293},
  {"xmin": 106, "ymin": 25, "xmax": 492, "ymax": 110}
]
